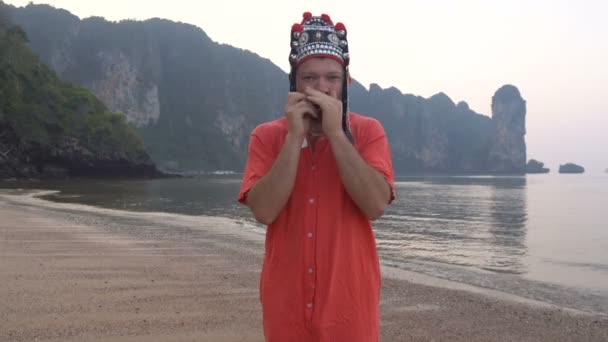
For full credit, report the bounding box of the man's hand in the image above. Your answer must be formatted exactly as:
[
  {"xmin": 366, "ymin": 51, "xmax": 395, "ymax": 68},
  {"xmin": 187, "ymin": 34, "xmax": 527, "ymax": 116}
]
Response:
[
  {"xmin": 304, "ymin": 87, "xmax": 343, "ymax": 138},
  {"xmin": 285, "ymin": 92, "xmax": 319, "ymax": 139}
]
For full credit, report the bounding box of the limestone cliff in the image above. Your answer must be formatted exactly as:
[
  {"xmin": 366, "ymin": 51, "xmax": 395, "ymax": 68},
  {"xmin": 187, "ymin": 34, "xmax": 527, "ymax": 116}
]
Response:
[
  {"xmin": 9, "ymin": 3, "xmax": 527, "ymax": 174},
  {"xmin": 488, "ymin": 85, "xmax": 527, "ymax": 174},
  {"xmin": 90, "ymin": 50, "xmax": 161, "ymax": 126},
  {"xmin": 0, "ymin": 6, "xmax": 160, "ymax": 180}
]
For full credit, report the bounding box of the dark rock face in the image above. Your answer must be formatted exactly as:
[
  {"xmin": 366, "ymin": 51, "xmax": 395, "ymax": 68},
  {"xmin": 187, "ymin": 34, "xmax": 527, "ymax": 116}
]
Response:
[
  {"xmin": 488, "ymin": 85, "xmax": 527, "ymax": 174},
  {"xmin": 0, "ymin": 125, "xmax": 160, "ymax": 180},
  {"xmin": 559, "ymin": 163, "xmax": 585, "ymax": 174},
  {"xmin": 526, "ymin": 159, "xmax": 550, "ymax": 174}
]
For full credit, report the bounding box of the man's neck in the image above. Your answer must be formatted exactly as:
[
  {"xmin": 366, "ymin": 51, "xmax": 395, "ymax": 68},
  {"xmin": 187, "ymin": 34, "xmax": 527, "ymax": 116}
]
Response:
[{"xmin": 307, "ymin": 125, "xmax": 324, "ymax": 151}]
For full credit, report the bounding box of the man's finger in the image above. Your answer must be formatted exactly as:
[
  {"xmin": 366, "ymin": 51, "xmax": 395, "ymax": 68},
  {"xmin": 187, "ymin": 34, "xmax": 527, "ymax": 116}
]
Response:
[
  {"xmin": 295, "ymin": 101, "xmax": 319, "ymax": 119},
  {"xmin": 304, "ymin": 87, "xmax": 323, "ymax": 97},
  {"xmin": 287, "ymin": 92, "xmax": 307, "ymax": 104}
]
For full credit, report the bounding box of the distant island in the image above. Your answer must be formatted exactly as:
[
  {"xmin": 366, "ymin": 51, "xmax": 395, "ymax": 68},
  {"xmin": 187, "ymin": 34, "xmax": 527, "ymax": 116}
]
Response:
[
  {"xmin": 559, "ymin": 163, "xmax": 585, "ymax": 174},
  {"xmin": 526, "ymin": 159, "xmax": 550, "ymax": 174}
]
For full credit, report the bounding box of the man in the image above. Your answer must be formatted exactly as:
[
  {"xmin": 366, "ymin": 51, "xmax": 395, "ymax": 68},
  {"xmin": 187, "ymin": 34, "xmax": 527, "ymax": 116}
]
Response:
[{"xmin": 238, "ymin": 12, "xmax": 395, "ymax": 342}]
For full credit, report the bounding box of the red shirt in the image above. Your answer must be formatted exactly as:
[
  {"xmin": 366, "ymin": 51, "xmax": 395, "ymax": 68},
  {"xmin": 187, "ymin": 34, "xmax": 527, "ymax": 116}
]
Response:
[{"xmin": 239, "ymin": 112, "xmax": 395, "ymax": 341}]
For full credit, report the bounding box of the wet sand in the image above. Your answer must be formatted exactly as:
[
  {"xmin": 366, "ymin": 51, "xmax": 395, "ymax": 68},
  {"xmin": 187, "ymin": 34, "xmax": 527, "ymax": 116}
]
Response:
[{"xmin": 1, "ymin": 194, "xmax": 607, "ymax": 341}]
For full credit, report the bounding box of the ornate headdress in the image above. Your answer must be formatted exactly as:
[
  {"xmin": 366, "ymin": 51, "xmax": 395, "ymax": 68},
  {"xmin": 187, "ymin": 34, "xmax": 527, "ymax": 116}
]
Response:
[{"xmin": 288, "ymin": 12, "xmax": 353, "ymax": 142}]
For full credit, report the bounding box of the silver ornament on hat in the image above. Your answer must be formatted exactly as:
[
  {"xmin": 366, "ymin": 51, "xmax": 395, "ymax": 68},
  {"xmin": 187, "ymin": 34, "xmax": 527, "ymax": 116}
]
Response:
[
  {"xmin": 328, "ymin": 33, "xmax": 340, "ymax": 46},
  {"xmin": 293, "ymin": 31, "xmax": 301, "ymax": 39},
  {"xmin": 336, "ymin": 29, "xmax": 346, "ymax": 38},
  {"xmin": 339, "ymin": 40, "xmax": 348, "ymax": 48},
  {"xmin": 298, "ymin": 32, "xmax": 309, "ymax": 45}
]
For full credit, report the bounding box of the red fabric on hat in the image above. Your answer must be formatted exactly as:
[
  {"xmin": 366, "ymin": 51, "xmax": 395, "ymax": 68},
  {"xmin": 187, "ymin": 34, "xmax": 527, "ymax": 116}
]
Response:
[
  {"xmin": 321, "ymin": 14, "xmax": 333, "ymax": 25},
  {"xmin": 302, "ymin": 11, "xmax": 312, "ymax": 23},
  {"xmin": 292, "ymin": 23, "xmax": 303, "ymax": 32}
]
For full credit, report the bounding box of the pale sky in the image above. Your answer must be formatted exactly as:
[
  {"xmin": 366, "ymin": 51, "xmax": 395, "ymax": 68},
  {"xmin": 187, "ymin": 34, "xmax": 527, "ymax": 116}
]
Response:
[{"xmin": 6, "ymin": 0, "xmax": 608, "ymax": 173}]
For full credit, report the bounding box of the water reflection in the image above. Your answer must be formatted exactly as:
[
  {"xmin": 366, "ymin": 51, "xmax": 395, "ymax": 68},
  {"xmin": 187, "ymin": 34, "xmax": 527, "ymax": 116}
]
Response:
[
  {"xmin": 486, "ymin": 177, "xmax": 528, "ymax": 274},
  {"xmin": 376, "ymin": 176, "xmax": 528, "ymax": 275}
]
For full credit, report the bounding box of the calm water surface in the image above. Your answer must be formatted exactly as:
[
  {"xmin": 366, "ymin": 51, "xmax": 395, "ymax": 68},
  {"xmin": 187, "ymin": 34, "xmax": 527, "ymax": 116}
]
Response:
[{"xmin": 3, "ymin": 173, "xmax": 607, "ymax": 313}]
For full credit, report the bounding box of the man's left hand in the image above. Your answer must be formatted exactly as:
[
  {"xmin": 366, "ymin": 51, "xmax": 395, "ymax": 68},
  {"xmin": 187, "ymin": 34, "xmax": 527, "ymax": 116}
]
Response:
[{"xmin": 304, "ymin": 87, "xmax": 343, "ymax": 138}]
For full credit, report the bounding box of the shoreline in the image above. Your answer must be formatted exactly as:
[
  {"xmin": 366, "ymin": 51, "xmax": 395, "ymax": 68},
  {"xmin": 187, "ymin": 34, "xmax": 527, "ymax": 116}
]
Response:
[
  {"xmin": 4, "ymin": 188, "xmax": 607, "ymax": 315},
  {"xmin": 1, "ymin": 192, "xmax": 607, "ymax": 341}
]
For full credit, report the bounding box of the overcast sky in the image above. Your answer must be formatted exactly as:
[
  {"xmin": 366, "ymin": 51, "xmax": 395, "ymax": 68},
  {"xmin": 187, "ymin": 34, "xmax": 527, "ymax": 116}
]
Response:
[{"xmin": 6, "ymin": 0, "xmax": 608, "ymax": 173}]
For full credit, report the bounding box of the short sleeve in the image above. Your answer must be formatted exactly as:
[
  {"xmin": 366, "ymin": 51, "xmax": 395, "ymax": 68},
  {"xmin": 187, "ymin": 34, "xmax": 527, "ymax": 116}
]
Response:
[
  {"xmin": 357, "ymin": 119, "xmax": 396, "ymax": 204},
  {"xmin": 238, "ymin": 125, "xmax": 277, "ymax": 204}
]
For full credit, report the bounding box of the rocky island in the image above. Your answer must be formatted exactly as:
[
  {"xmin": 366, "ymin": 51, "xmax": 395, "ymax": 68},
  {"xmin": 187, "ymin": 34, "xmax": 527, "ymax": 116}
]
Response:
[
  {"xmin": 559, "ymin": 163, "xmax": 585, "ymax": 174},
  {"xmin": 526, "ymin": 159, "xmax": 550, "ymax": 174}
]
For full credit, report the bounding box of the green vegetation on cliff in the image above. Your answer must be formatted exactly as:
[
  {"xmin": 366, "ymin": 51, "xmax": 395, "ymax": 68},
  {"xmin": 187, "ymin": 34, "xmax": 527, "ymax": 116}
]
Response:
[{"xmin": 0, "ymin": 4, "xmax": 156, "ymax": 178}]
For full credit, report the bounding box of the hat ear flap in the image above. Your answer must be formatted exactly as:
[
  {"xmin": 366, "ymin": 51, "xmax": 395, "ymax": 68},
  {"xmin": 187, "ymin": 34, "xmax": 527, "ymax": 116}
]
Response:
[
  {"xmin": 342, "ymin": 68, "xmax": 354, "ymax": 144},
  {"xmin": 289, "ymin": 70, "xmax": 296, "ymax": 92}
]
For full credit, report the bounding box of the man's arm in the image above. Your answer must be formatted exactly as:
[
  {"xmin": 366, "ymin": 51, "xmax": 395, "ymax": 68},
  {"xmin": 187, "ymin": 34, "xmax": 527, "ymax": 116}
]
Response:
[
  {"xmin": 328, "ymin": 131, "xmax": 391, "ymax": 220},
  {"xmin": 244, "ymin": 92, "xmax": 318, "ymax": 224},
  {"xmin": 304, "ymin": 87, "xmax": 392, "ymax": 220},
  {"xmin": 246, "ymin": 133, "xmax": 303, "ymax": 225}
]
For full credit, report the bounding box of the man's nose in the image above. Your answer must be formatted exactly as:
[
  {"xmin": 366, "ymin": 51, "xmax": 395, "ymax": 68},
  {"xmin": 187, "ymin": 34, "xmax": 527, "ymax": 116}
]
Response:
[{"xmin": 316, "ymin": 77, "xmax": 331, "ymax": 95}]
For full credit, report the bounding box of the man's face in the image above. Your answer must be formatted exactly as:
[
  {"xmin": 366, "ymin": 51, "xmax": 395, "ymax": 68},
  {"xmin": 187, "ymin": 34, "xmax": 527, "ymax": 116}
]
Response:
[{"xmin": 295, "ymin": 57, "xmax": 344, "ymax": 99}]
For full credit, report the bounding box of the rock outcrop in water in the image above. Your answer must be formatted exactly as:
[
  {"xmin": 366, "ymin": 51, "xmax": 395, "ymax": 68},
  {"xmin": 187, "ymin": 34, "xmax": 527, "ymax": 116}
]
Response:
[
  {"xmin": 559, "ymin": 163, "xmax": 585, "ymax": 174},
  {"xmin": 7, "ymin": 3, "xmax": 528, "ymax": 175},
  {"xmin": 488, "ymin": 85, "xmax": 526, "ymax": 174},
  {"xmin": 526, "ymin": 159, "xmax": 550, "ymax": 174}
]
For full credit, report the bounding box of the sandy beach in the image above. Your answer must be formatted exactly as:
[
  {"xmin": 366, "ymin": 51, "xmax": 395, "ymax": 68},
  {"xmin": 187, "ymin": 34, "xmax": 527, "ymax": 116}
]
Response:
[{"xmin": 1, "ymin": 192, "xmax": 607, "ymax": 342}]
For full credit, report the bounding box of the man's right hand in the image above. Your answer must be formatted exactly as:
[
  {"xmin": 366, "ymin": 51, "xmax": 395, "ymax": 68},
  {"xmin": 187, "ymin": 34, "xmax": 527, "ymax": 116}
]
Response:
[{"xmin": 284, "ymin": 92, "xmax": 318, "ymax": 139}]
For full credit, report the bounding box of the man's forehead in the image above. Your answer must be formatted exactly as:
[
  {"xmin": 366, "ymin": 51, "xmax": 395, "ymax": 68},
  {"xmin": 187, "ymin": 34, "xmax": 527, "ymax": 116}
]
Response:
[{"xmin": 297, "ymin": 58, "xmax": 344, "ymax": 73}]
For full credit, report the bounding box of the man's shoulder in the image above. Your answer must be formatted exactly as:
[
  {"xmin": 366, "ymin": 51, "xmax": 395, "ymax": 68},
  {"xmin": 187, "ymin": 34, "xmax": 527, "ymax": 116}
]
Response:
[
  {"xmin": 349, "ymin": 112, "xmax": 383, "ymax": 129},
  {"xmin": 252, "ymin": 117, "xmax": 288, "ymax": 137}
]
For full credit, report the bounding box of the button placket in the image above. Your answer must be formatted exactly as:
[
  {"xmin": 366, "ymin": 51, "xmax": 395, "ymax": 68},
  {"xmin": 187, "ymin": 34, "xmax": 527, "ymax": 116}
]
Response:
[{"xmin": 304, "ymin": 153, "xmax": 320, "ymax": 320}]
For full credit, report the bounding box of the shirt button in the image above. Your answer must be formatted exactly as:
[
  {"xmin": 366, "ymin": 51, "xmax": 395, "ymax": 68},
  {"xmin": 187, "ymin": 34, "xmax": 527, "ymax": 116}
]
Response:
[
  {"xmin": 309, "ymin": 198, "xmax": 315, "ymax": 204},
  {"xmin": 308, "ymin": 267, "xmax": 314, "ymax": 274},
  {"xmin": 311, "ymin": 165, "xmax": 316, "ymax": 171},
  {"xmin": 307, "ymin": 232, "xmax": 313, "ymax": 238},
  {"xmin": 307, "ymin": 303, "xmax": 313, "ymax": 309}
]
